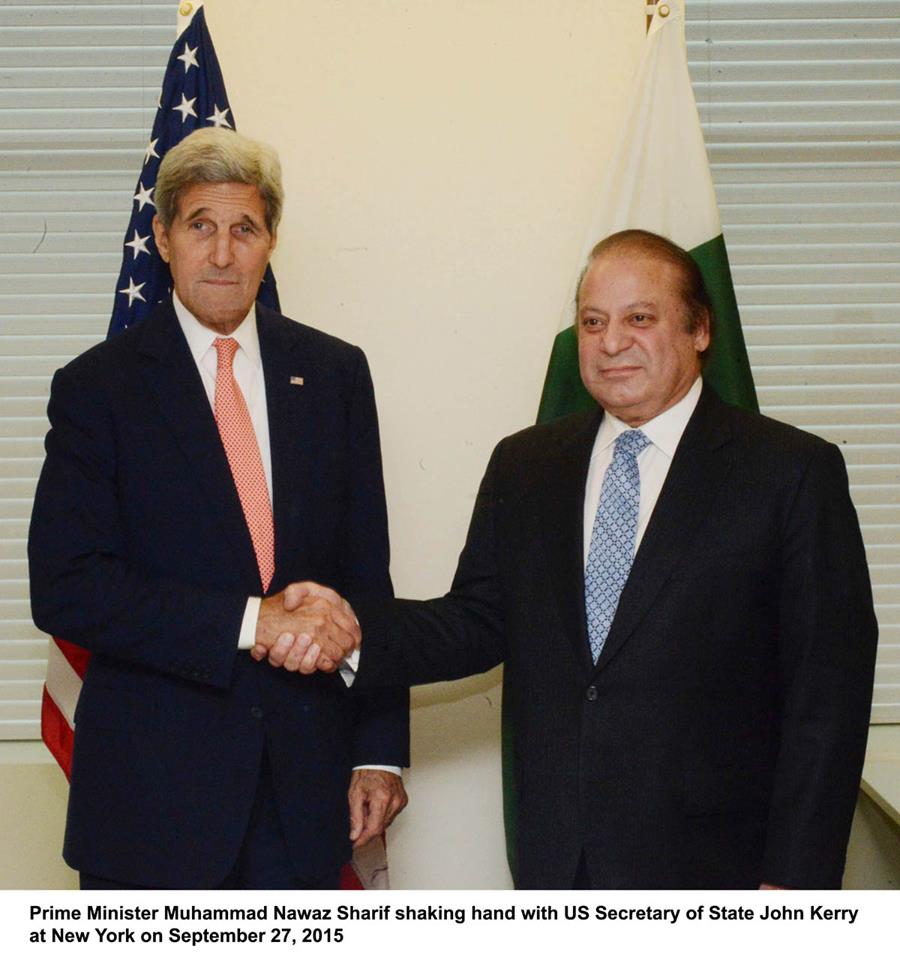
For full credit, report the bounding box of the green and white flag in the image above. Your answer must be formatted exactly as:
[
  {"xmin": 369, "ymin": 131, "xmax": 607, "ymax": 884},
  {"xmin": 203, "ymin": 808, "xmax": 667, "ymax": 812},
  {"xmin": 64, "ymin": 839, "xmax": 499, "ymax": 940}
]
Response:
[
  {"xmin": 537, "ymin": 0, "xmax": 757, "ymax": 423},
  {"xmin": 506, "ymin": 0, "xmax": 757, "ymax": 883}
]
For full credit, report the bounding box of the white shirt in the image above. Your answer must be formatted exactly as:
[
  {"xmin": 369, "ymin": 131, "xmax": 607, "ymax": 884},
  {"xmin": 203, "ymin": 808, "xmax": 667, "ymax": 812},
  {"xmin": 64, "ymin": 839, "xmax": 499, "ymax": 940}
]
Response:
[
  {"xmin": 583, "ymin": 377, "xmax": 703, "ymax": 566},
  {"xmin": 173, "ymin": 293, "xmax": 271, "ymax": 652},
  {"xmin": 174, "ymin": 292, "xmax": 273, "ymax": 501},
  {"xmin": 173, "ymin": 294, "xmax": 397, "ymax": 773}
]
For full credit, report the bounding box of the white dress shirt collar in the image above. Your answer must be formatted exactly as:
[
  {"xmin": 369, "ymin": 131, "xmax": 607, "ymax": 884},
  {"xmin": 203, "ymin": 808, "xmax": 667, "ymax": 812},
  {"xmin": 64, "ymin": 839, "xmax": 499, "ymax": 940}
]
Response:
[
  {"xmin": 592, "ymin": 376, "xmax": 703, "ymax": 462},
  {"xmin": 172, "ymin": 290, "xmax": 262, "ymax": 371}
]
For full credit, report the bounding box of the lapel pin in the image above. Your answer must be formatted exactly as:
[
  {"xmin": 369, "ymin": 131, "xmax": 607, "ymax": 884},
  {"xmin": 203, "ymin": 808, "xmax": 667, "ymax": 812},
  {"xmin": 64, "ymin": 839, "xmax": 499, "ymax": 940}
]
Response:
[{"xmin": 290, "ymin": 376, "xmax": 304, "ymax": 386}]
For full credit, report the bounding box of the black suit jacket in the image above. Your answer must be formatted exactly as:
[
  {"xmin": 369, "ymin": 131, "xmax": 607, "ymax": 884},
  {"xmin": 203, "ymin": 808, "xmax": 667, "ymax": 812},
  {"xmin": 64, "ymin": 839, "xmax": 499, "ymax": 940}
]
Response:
[
  {"xmin": 354, "ymin": 385, "xmax": 877, "ymax": 889},
  {"xmin": 29, "ymin": 300, "xmax": 409, "ymax": 888}
]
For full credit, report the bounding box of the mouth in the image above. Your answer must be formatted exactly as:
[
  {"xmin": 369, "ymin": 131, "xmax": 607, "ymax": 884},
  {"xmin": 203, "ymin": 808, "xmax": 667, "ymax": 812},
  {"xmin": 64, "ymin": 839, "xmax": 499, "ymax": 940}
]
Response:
[{"xmin": 599, "ymin": 366, "xmax": 641, "ymax": 378}]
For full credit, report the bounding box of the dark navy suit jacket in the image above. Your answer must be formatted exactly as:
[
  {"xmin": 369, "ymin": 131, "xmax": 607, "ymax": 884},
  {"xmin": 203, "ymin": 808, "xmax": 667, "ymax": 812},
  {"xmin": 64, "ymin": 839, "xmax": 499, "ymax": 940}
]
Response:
[
  {"xmin": 354, "ymin": 385, "xmax": 876, "ymax": 889},
  {"xmin": 29, "ymin": 300, "xmax": 409, "ymax": 888}
]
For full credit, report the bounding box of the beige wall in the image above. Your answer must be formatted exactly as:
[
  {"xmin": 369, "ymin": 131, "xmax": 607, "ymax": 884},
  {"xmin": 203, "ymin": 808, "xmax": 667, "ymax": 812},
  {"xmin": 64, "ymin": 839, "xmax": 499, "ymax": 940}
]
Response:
[
  {"xmin": 204, "ymin": 0, "xmax": 643, "ymax": 888},
  {"xmin": 0, "ymin": 745, "xmax": 76, "ymax": 889},
  {"xmin": 844, "ymin": 793, "xmax": 900, "ymax": 890}
]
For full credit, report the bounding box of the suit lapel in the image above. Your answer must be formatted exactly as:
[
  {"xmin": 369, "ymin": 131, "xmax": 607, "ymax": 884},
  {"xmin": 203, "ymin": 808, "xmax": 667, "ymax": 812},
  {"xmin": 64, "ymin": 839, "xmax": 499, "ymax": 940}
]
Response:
[
  {"xmin": 541, "ymin": 408, "xmax": 604, "ymax": 676},
  {"xmin": 593, "ymin": 385, "xmax": 734, "ymax": 674},
  {"xmin": 257, "ymin": 306, "xmax": 312, "ymax": 587},
  {"xmin": 136, "ymin": 301, "xmax": 261, "ymax": 589}
]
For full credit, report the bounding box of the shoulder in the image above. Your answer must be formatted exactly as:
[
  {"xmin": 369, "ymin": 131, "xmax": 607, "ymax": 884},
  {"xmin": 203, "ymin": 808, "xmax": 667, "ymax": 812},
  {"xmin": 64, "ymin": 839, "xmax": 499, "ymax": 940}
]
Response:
[
  {"xmin": 257, "ymin": 303, "xmax": 367, "ymax": 369},
  {"xmin": 488, "ymin": 407, "xmax": 600, "ymax": 470},
  {"xmin": 712, "ymin": 390, "xmax": 836, "ymax": 462},
  {"xmin": 699, "ymin": 387, "xmax": 848, "ymax": 493},
  {"xmin": 507, "ymin": 407, "xmax": 597, "ymax": 445},
  {"xmin": 52, "ymin": 306, "xmax": 158, "ymax": 395}
]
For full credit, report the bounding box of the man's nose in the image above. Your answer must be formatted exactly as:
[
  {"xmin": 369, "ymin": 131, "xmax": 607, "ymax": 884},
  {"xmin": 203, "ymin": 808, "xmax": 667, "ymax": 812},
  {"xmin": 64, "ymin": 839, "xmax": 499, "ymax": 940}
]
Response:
[
  {"xmin": 601, "ymin": 318, "xmax": 632, "ymax": 355},
  {"xmin": 209, "ymin": 232, "xmax": 234, "ymax": 268}
]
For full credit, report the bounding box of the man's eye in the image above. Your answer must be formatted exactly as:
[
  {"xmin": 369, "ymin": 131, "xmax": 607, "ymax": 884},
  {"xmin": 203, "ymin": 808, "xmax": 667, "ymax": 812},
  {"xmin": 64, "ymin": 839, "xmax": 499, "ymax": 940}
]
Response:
[{"xmin": 632, "ymin": 314, "xmax": 649, "ymax": 323}]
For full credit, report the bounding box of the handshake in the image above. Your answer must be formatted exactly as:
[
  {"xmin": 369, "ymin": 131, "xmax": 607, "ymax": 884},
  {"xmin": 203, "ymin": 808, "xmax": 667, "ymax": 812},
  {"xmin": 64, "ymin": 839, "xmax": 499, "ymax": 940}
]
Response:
[{"xmin": 252, "ymin": 582, "xmax": 358, "ymax": 674}]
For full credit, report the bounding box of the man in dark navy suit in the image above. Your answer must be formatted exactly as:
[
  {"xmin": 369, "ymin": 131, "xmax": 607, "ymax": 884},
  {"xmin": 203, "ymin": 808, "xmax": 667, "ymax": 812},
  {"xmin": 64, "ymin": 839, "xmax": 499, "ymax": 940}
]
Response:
[
  {"xmin": 29, "ymin": 128, "xmax": 408, "ymax": 889},
  {"xmin": 264, "ymin": 230, "xmax": 877, "ymax": 890}
]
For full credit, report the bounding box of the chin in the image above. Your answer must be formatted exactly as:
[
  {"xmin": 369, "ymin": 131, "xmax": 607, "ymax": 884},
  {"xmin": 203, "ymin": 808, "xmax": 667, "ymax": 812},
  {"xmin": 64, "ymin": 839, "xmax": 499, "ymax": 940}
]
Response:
[{"xmin": 592, "ymin": 386, "xmax": 640, "ymax": 410}]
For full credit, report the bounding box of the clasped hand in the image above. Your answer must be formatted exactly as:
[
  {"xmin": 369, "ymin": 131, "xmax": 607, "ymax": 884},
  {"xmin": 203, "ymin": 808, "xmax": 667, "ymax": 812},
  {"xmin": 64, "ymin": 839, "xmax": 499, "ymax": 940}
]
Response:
[
  {"xmin": 253, "ymin": 585, "xmax": 407, "ymax": 844},
  {"xmin": 251, "ymin": 582, "xmax": 355, "ymax": 673}
]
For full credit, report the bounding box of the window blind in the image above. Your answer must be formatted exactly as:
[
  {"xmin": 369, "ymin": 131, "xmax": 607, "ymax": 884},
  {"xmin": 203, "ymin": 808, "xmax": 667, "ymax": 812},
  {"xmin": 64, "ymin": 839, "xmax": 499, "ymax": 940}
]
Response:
[
  {"xmin": 0, "ymin": 0, "xmax": 172, "ymax": 738},
  {"xmin": 687, "ymin": 0, "xmax": 900, "ymax": 721}
]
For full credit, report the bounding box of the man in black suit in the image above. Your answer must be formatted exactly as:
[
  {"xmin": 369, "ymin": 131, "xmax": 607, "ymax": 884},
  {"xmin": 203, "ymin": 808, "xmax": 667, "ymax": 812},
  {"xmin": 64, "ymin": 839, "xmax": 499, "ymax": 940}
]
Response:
[
  {"xmin": 28, "ymin": 127, "xmax": 408, "ymax": 889},
  {"xmin": 260, "ymin": 229, "xmax": 877, "ymax": 890}
]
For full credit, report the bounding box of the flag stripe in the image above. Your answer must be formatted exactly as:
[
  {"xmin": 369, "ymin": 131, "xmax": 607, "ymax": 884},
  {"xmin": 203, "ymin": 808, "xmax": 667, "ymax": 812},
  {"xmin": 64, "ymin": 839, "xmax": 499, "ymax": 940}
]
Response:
[
  {"xmin": 536, "ymin": 326, "xmax": 594, "ymax": 424},
  {"xmin": 45, "ymin": 637, "xmax": 87, "ymax": 728},
  {"xmin": 53, "ymin": 636, "xmax": 91, "ymax": 681},
  {"xmin": 40, "ymin": 690, "xmax": 74, "ymax": 781},
  {"xmin": 690, "ymin": 235, "xmax": 758, "ymax": 410}
]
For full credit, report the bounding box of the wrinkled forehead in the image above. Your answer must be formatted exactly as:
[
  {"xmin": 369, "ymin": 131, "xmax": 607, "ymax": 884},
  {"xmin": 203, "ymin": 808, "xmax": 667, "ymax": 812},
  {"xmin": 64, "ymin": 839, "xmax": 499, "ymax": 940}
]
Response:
[
  {"xmin": 171, "ymin": 180, "xmax": 269, "ymax": 227},
  {"xmin": 578, "ymin": 250, "xmax": 685, "ymax": 305}
]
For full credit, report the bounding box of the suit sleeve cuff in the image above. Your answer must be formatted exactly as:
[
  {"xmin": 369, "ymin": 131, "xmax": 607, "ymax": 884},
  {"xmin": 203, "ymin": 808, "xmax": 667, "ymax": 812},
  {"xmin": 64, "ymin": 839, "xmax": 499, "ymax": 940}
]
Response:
[{"xmin": 238, "ymin": 596, "xmax": 262, "ymax": 650}]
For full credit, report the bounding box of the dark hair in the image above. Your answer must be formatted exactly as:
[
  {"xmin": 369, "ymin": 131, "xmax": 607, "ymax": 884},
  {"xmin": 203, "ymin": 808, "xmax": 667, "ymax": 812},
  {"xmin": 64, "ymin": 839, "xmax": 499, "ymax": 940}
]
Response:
[{"xmin": 577, "ymin": 229, "xmax": 714, "ymax": 362}]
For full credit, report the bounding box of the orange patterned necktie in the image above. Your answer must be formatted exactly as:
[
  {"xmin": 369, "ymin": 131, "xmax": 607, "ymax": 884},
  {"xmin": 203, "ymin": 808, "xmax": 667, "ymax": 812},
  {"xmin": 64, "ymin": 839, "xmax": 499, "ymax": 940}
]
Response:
[{"xmin": 213, "ymin": 337, "xmax": 275, "ymax": 591}]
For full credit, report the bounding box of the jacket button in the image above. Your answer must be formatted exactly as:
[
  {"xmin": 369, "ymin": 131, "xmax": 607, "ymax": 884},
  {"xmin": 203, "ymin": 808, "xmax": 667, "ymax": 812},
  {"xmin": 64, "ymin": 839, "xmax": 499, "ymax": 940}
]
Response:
[
  {"xmin": 250, "ymin": 706, "xmax": 264, "ymax": 720},
  {"xmin": 586, "ymin": 685, "xmax": 598, "ymax": 702}
]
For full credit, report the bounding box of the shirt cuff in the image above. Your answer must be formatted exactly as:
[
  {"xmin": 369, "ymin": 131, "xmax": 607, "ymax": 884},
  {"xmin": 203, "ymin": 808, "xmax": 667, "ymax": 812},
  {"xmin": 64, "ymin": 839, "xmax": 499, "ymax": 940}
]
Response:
[
  {"xmin": 339, "ymin": 646, "xmax": 361, "ymax": 687},
  {"xmin": 352, "ymin": 765, "xmax": 403, "ymax": 776},
  {"xmin": 238, "ymin": 596, "xmax": 262, "ymax": 650}
]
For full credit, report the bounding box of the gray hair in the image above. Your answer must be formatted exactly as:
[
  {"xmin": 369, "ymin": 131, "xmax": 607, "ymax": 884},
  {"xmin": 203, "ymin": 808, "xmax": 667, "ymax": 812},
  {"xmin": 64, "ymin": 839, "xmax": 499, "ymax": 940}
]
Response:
[{"xmin": 154, "ymin": 127, "xmax": 284, "ymax": 233}]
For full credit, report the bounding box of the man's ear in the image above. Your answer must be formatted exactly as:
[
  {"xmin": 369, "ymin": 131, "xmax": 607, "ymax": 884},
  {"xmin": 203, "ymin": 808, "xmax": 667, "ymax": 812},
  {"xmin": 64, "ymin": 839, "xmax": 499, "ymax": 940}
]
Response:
[
  {"xmin": 693, "ymin": 307, "xmax": 712, "ymax": 354},
  {"xmin": 152, "ymin": 215, "xmax": 170, "ymax": 264}
]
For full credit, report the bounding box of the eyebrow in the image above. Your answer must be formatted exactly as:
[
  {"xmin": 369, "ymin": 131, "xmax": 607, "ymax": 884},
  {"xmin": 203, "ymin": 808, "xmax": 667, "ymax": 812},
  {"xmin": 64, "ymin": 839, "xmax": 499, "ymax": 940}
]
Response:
[
  {"xmin": 182, "ymin": 207, "xmax": 263, "ymax": 228},
  {"xmin": 578, "ymin": 300, "xmax": 657, "ymax": 315}
]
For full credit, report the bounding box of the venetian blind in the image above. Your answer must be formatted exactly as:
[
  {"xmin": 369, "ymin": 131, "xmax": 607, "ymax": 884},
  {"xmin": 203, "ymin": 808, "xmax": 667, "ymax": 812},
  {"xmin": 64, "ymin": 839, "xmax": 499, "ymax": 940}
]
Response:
[
  {"xmin": 687, "ymin": 0, "xmax": 900, "ymax": 721},
  {"xmin": 0, "ymin": 0, "xmax": 172, "ymax": 737}
]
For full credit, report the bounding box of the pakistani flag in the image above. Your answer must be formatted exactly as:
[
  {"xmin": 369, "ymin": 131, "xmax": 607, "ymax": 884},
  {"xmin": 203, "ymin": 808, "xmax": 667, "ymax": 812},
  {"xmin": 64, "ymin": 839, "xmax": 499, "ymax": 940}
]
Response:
[
  {"xmin": 537, "ymin": 0, "xmax": 757, "ymax": 424},
  {"xmin": 505, "ymin": 0, "xmax": 757, "ymax": 883}
]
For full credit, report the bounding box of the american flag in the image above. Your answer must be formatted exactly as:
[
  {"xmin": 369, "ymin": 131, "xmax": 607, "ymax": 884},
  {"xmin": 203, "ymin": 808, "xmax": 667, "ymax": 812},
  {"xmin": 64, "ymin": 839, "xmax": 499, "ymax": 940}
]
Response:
[
  {"xmin": 39, "ymin": 5, "xmax": 385, "ymax": 890},
  {"xmin": 108, "ymin": 5, "xmax": 279, "ymax": 336}
]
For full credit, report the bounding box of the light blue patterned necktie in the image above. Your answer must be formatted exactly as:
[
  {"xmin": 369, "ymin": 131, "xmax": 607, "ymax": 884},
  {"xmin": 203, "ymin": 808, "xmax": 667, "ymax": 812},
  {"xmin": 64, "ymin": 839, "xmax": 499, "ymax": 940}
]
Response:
[{"xmin": 585, "ymin": 429, "xmax": 651, "ymax": 663}]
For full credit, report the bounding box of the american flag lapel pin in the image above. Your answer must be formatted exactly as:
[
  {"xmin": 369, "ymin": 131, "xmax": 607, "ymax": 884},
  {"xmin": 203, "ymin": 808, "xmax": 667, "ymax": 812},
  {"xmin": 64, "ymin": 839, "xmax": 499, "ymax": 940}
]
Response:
[{"xmin": 290, "ymin": 376, "xmax": 304, "ymax": 386}]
